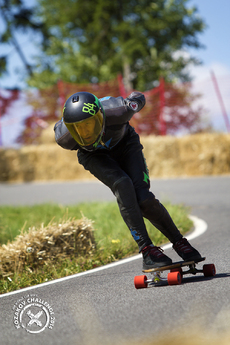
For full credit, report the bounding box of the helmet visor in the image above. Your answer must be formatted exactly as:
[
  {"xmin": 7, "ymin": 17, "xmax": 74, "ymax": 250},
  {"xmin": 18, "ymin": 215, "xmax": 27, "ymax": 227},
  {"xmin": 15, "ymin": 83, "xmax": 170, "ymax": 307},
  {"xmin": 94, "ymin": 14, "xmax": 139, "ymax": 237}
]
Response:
[{"xmin": 65, "ymin": 109, "xmax": 104, "ymax": 147}]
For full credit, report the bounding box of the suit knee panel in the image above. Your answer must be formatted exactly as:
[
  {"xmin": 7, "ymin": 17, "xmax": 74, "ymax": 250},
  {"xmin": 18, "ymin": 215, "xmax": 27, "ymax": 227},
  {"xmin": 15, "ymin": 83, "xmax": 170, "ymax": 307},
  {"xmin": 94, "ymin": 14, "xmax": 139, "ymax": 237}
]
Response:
[
  {"xmin": 140, "ymin": 196, "xmax": 161, "ymax": 216},
  {"xmin": 112, "ymin": 176, "xmax": 135, "ymax": 203}
]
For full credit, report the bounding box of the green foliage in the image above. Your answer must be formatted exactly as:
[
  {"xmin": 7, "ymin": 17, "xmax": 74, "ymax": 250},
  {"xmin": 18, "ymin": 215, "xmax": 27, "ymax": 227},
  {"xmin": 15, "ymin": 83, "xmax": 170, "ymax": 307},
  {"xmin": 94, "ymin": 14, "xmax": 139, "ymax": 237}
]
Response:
[
  {"xmin": 1, "ymin": 0, "xmax": 206, "ymax": 92},
  {"xmin": 27, "ymin": 0, "xmax": 206, "ymax": 90},
  {"xmin": 0, "ymin": 56, "xmax": 7, "ymax": 75},
  {"xmin": 0, "ymin": 201, "xmax": 192, "ymax": 247},
  {"xmin": 0, "ymin": 0, "xmax": 45, "ymax": 77}
]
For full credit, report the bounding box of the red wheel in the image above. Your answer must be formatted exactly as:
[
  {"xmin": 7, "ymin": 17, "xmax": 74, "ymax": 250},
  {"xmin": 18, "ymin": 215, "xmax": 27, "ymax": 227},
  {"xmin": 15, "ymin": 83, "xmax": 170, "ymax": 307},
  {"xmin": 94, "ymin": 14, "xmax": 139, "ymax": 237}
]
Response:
[
  {"xmin": 134, "ymin": 275, "xmax": 148, "ymax": 289},
  {"xmin": 167, "ymin": 271, "xmax": 182, "ymax": 285},
  {"xmin": 203, "ymin": 264, "xmax": 216, "ymax": 277}
]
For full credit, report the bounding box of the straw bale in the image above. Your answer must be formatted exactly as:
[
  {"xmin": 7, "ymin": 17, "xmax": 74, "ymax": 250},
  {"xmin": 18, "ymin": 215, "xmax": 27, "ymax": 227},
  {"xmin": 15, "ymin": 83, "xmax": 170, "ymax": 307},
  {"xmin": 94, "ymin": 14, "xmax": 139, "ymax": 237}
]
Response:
[
  {"xmin": 0, "ymin": 144, "xmax": 94, "ymax": 182},
  {"xmin": 0, "ymin": 217, "xmax": 96, "ymax": 276},
  {"xmin": 142, "ymin": 133, "xmax": 230, "ymax": 177},
  {"xmin": 39, "ymin": 122, "xmax": 56, "ymax": 144},
  {"xmin": 178, "ymin": 133, "xmax": 230, "ymax": 176},
  {"xmin": 0, "ymin": 133, "xmax": 230, "ymax": 182},
  {"xmin": 141, "ymin": 135, "xmax": 181, "ymax": 177}
]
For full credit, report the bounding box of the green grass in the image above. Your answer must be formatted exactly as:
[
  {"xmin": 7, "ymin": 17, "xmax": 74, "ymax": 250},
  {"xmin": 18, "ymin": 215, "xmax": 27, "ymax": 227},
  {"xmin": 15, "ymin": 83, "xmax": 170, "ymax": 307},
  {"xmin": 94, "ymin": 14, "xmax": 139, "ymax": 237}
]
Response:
[{"xmin": 0, "ymin": 201, "xmax": 192, "ymax": 294}]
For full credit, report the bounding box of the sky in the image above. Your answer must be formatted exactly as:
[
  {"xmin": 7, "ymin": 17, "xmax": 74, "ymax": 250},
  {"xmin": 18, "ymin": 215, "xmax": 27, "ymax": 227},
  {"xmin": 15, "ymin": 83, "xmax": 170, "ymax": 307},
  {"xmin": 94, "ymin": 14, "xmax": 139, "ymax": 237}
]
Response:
[
  {"xmin": 181, "ymin": 0, "xmax": 230, "ymax": 134},
  {"xmin": 0, "ymin": 0, "xmax": 230, "ymax": 146}
]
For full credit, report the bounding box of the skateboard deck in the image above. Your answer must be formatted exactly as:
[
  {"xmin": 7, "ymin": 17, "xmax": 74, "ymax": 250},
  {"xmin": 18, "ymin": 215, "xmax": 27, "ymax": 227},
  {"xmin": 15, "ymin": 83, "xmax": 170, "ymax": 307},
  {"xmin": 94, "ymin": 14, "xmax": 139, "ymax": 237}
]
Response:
[
  {"xmin": 134, "ymin": 257, "xmax": 216, "ymax": 289},
  {"xmin": 143, "ymin": 257, "xmax": 205, "ymax": 273}
]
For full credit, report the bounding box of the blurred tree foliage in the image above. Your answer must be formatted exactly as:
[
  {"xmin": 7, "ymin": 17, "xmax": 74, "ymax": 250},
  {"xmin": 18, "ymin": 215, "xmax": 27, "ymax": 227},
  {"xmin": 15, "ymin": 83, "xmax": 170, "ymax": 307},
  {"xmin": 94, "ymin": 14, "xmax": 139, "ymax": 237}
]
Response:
[
  {"xmin": 1, "ymin": 0, "xmax": 209, "ymax": 145},
  {"xmin": 26, "ymin": 0, "xmax": 206, "ymax": 91},
  {"xmin": 0, "ymin": 0, "xmax": 47, "ymax": 77}
]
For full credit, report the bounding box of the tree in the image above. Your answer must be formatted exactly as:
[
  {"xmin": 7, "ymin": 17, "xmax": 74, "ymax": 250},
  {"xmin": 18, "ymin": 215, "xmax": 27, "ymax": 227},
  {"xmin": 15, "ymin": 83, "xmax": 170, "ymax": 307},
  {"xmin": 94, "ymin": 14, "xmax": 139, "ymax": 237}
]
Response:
[
  {"xmin": 28, "ymin": 0, "xmax": 206, "ymax": 91},
  {"xmin": 0, "ymin": 0, "xmax": 46, "ymax": 78},
  {"xmin": 0, "ymin": 0, "xmax": 208, "ymax": 144}
]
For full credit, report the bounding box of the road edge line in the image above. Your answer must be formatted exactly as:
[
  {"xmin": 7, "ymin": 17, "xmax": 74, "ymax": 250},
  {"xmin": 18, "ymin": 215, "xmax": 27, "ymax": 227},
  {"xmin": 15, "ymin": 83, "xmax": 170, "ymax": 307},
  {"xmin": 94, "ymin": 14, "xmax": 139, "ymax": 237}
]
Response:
[{"xmin": 0, "ymin": 215, "xmax": 207, "ymax": 298}]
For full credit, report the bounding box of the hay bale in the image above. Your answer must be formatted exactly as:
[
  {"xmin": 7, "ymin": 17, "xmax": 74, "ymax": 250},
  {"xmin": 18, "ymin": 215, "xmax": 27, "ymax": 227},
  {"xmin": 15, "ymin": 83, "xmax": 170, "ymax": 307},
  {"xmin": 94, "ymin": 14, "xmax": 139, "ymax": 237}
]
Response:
[
  {"xmin": 0, "ymin": 146, "xmax": 39, "ymax": 182},
  {"xmin": 0, "ymin": 144, "xmax": 95, "ymax": 182},
  {"xmin": 142, "ymin": 133, "xmax": 230, "ymax": 177},
  {"xmin": 0, "ymin": 133, "xmax": 230, "ymax": 182},
  {"xmin": 141, "ymin": 135, "xmax": 181, "ymax": 177},
  {"xmin": 178, "ymin": 133, "xmax": 230, "ymax": 176},
  {"xmin": 0, "ymin": 148, "xmax": 24, "ymax": 182},
  {"xmin": 0, "ymin": 217, "xmax": 96, "ymax": 276},
  {"xmin": 39, "ymin": 122, "xmax": 56, "ymax": 144},
  {"xmin": 29, "ymin": 144, "xmax": 94, "ymax": 181}
]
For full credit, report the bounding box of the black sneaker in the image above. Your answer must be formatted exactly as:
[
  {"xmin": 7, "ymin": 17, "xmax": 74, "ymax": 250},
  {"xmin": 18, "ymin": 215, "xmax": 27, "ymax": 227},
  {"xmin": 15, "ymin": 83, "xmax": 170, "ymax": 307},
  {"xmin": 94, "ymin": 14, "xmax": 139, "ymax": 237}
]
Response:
[
  {"xmin": 173, "ymin": 238, "xmax": 202, "ymax": 261},
  {"xmin": 142, "ymin": 244, "xmax": 172, "ymax": 269}
]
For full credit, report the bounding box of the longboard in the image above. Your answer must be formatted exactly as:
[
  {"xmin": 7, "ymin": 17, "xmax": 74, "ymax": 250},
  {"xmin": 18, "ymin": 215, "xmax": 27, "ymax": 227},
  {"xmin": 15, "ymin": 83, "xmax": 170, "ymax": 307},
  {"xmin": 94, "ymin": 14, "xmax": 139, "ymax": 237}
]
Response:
[{"xmin": 134, "ymin": 257, "xmax": 216, "ymax": 289}]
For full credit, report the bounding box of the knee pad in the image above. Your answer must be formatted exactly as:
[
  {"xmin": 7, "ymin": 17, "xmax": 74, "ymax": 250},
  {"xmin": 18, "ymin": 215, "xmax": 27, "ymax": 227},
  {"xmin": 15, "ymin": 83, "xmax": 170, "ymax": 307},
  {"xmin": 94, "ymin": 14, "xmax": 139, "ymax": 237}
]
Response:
[
  {"xmin": 136, "ymin": 189, "xmax": 155, "ymax": 205},
  {"xmin": 112, "ymin": 176, "xmax": 136, "ymax": 206},
  {"xmin": 139, "ymin": 196, "xmax": 162, "ymax": 218}
]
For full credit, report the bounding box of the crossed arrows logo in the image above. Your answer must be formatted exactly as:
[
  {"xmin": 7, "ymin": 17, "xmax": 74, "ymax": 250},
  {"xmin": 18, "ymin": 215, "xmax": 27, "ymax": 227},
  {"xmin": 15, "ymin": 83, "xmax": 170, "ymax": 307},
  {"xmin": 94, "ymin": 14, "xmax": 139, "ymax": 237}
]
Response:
[
  {"xmin": 27, "ymin": 310, "xmax": 44, "ymax": 327},
  {"xmin": 19, "ymin": 303, "xmax": 51, "ymax": 333}
]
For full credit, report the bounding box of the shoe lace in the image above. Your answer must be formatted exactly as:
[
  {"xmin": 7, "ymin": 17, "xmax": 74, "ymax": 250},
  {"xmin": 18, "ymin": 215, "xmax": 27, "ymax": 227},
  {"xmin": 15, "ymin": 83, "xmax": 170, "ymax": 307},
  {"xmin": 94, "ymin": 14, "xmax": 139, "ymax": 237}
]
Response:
[
  {"xmin": 143, "ymin": 245, "xmax": 165, "ymax": 258},
  {"xmin": 174, "ymin": 239, "xmax": 193, "ymax": 253}
]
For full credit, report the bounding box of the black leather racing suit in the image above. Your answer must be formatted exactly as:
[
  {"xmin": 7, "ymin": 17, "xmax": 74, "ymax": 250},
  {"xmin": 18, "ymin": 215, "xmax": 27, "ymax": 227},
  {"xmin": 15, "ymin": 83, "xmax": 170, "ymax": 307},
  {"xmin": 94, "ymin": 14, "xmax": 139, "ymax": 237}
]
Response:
[{"xmin": 54, "ymin": 92, "xmax": 182, "ymax": 251}]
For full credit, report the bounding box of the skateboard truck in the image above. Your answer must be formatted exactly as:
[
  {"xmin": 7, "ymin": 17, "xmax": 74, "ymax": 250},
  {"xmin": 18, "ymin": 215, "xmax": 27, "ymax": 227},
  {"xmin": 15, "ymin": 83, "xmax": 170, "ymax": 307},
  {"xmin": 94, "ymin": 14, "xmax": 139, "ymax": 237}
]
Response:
[{"xmin": 134, "ymin": 257, "xmax": 216, "ymax": 289}]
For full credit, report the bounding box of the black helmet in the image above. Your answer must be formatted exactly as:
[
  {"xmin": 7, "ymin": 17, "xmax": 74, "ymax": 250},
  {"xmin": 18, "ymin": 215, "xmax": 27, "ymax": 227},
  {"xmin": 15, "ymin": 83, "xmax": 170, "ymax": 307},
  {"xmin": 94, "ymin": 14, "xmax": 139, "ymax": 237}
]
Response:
[{"xmin": 63, "ymin": 91, "xmax": 105, "ymax": 151}]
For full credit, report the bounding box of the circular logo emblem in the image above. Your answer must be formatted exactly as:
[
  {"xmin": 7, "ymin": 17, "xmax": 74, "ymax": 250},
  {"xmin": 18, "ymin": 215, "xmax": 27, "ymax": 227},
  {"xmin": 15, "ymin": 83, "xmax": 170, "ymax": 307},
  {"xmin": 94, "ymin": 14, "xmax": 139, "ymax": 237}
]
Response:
[
  {"xmin": 13, "ymin": 294, "xmax": 55, "ymax": 333},
  {"xmin": 129, "ymin": 101, "xmax": 138, "ymax": 111}
]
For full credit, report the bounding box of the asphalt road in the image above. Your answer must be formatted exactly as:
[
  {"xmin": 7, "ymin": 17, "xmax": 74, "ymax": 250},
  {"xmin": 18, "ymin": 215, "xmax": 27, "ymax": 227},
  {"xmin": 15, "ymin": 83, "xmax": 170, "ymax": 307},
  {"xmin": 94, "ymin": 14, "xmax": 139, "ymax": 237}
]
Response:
[{"xmin": 0, "ymin": 176, "xmax": 230, "ymax": 345}]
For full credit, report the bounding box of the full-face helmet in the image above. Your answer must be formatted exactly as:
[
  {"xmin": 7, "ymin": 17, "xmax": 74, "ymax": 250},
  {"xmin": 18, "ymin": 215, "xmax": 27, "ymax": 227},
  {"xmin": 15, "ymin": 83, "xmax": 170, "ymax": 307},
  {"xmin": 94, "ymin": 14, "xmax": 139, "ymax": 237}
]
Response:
[{"xmin": 63, "ymin": 91, "xmax": 105, "ymax": 151}]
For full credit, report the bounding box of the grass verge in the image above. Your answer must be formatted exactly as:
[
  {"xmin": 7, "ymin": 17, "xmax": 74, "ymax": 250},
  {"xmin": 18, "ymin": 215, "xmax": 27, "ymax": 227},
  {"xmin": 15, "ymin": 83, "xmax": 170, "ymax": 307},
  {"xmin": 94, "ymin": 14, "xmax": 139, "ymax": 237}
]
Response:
[{"xmin": 0, "ymin": 201, "xmax": 192, "ymax": 294}]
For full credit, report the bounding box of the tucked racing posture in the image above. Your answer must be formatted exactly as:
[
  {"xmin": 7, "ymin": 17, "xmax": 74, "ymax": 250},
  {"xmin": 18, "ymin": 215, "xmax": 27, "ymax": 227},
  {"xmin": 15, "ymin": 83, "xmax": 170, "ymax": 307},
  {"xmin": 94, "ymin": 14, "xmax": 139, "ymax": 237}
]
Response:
[{"xmin": 54, "ymin": 91, "xmax": 202, "ymax": 269}]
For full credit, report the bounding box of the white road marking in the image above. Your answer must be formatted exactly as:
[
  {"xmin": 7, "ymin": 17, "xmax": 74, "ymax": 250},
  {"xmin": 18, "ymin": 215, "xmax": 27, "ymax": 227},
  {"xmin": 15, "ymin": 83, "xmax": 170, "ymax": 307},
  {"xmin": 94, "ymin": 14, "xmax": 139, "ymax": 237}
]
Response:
[{"xmin": 0, "ymin": 215, "xmax": 207, "ymax": 298}]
